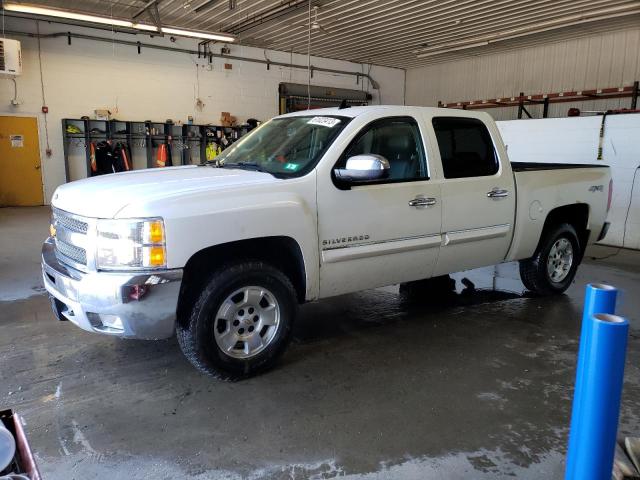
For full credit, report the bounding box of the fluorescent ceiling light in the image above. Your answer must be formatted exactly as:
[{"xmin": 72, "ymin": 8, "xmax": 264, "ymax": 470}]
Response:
[
  {"xmin": 160, "ymin": 27, "xmax": 235, "ymax": 42},
  {"xmin": 132, "ymin": 24, "xmax": 235, "ymax": 42},
  {"xmin": 3, "ymin": 3, "xmax": 235, "ymax": 42},
  {"xmin": 133, "ymin": 23, "xmax": 159, "ymax": 32},
  {"xmin": 4, "ymin": 3, "xmax": 133, "ymax": 27}
]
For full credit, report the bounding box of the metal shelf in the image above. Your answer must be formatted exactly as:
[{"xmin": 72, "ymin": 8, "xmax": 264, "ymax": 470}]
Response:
[{"xmin": 438, "ymin": 81, "xmax": 639, "ymax": 119}]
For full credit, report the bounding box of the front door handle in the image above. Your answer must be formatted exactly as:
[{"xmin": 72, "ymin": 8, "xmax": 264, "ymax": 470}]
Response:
[
  {"xmin": 409, "ymin": 197, "xmax": 437, "ymax": 207},
  {"xmin": 487, "ymin": 188, "xmax": 509, "ymax": 198}
]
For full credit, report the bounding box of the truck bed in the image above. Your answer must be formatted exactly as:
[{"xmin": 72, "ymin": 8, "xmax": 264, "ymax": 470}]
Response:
[{"xmin": 507, "ymin": 162, "xmax": 610, "ymax": 262}]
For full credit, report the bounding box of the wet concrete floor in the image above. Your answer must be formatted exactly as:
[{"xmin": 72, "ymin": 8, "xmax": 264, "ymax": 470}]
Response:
[{"xmin": 1, "ymin": 207, "xmax": 639, "ymax": 479}]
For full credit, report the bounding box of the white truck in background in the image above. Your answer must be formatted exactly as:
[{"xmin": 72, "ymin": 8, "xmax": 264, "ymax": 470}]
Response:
[{"xmin": 42, "ymin": 106, "xmax": 612, "ymax": 379}]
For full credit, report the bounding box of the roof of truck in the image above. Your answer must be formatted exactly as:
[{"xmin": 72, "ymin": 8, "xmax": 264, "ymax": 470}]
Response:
[
  {"xmin": 277, "ymin": 105, "xmax": 390, "ymax": 118},
  {"xmin": 277, "ymin": 105, "xmax": 487, "ymax": 119}
]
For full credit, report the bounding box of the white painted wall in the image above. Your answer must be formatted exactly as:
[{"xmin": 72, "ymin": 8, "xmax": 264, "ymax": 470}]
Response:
[
  {"xmin": 498, "ymin": 114, "xmax": 640, "ymax": 249},
  {"xmin": 0, "ymin": 17, "xmax": 404, "ymax": 204},
  {"xmin": 406, "ymin": 26, "xmax": 640, "ymax": 121}
]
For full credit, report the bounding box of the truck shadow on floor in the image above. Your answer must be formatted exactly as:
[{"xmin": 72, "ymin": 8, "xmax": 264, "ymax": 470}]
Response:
[{"xmin": 292, "ymin": 275, "xmax": 547, "ymax": 346}]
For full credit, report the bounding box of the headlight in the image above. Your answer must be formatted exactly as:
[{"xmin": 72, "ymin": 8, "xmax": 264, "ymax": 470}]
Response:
[{"xmin": 96, "ymin": 218, "xmax": 166, "ymax": 270}]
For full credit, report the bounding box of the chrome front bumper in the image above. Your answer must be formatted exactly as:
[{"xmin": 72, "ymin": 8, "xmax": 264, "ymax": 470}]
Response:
[{"xmin": 41, "ymin": 237, "xmax": 182, "ymax": 339}]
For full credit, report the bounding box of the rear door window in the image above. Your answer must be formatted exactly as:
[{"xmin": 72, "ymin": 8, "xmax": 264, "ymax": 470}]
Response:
[{"xmin": 432, "ymin": 117, "xmax": 498, "ymax": 179}]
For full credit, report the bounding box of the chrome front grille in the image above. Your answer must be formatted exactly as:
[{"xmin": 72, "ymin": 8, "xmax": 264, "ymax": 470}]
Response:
[
  {"xmin": 53, "ymin": 209, "xmax": 89, "ymax": 268},
  {"xmin": 55, "ymin": 210, "xmax": 88, "ymax": 234},
  {"xmin": 55, "ymin": 239, "xmax": 87, "ymax": 265}
]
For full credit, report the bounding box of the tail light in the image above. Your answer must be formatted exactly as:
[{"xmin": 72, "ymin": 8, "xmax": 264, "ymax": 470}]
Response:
[{"xmin": 607, "ymin": 179, "xmax": 613, "ymax": 212}]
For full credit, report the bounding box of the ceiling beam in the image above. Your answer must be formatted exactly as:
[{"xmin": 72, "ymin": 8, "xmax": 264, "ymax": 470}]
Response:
[
  {"xmin": 132, "ymin": 0, "xmax": 161, "ymax": 19},
  {"xmin": 223, "ymin": 0, "xmax": 313, "ymax": 36},
  {"xmin": 194, "ymin": 0, "xmax": 220, "ymax": 14}
]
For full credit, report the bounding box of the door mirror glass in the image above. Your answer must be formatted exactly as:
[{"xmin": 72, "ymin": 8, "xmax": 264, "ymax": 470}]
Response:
[{"xmin": 334, "ymin": 154, "xmax": 390, "ymax": 183}]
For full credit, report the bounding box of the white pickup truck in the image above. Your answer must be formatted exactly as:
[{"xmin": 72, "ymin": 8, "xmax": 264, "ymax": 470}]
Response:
[{"xmin": 42, "ymin": 106, "xmax": 612, "ymax": 379}]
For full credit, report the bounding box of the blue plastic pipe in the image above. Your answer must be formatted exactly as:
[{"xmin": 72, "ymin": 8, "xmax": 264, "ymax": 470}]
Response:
[
  {"xmin": 571, "ymin": 283, "xmax": 618, "ymax": 446},
  {"xmin": 568, "ymin": 283, "xmax": 618, "ymax": 460},
  {"xmin": 565, "ymin": 283, "xmax": 629, "ymax": 480}
]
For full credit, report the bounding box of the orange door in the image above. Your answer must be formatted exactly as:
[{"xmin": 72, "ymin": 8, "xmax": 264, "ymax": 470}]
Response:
[{"xmin": 0, "ymin": 116, "xmax": 43, "ymax": 206}]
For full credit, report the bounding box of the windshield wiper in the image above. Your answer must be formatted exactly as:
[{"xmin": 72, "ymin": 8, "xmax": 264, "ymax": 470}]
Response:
[{"xmin": 222, "ymin": 161, "xmax": 270, "ymax": 174}]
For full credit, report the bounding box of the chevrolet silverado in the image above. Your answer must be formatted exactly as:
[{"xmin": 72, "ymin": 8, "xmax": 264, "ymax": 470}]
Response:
[{"xmin": 42, "ymin": 106, "xmax": 612, "ymax": 379}]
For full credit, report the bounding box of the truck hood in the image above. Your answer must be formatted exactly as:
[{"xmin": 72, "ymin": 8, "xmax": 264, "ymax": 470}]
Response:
[{"xmin": 51, "ymin": 165, "xmax": 277, "ymax": 218}]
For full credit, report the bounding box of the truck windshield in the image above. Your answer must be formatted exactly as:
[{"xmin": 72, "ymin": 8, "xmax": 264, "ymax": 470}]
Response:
[{"xmin": 214, "ymin": 115, "xmax": 349, "ymax": 177}]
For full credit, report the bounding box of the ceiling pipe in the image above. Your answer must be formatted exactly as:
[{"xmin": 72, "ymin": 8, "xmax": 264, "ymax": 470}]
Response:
[{"xmin": 5, "ymin": 28, "xmax": 380, "ymax": 89}]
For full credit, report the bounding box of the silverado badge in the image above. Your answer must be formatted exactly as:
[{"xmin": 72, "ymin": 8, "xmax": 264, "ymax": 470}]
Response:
[{"xmin": 322, "ymin": 235, "xmax": 370, "ymax": 248}]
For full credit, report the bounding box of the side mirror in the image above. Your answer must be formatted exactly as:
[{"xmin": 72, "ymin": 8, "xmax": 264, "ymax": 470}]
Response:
[{"xmin": 334, "ymin": 154, "xmax": 390, "ymax": 183}]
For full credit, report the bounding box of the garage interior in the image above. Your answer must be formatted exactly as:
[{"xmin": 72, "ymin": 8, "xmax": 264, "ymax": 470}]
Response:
[{"xmin": 0, "ymin": 1, "xmax": 640, "ymax": 479}]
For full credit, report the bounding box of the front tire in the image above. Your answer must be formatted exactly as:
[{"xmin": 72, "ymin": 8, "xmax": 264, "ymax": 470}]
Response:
[
  {"xmin": 519, "ymin": 223, "xmax": 581, "ymax": 295},
  {"xmin": 177, "ymin": 261, "xmax": 297, "ymax": 380}
]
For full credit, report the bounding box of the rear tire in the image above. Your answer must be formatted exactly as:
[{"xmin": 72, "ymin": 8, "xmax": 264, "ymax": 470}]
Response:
[
  {"xmin": 519, "ymin": 223, "xmax": 581, "ymax": 295},
  {"xmin": 177, "ymin": 260, "xmax": 297, "ymax": 380}
]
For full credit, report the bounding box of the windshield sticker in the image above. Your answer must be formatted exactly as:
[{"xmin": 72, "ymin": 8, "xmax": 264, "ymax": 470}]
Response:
[
  {"xmin": 307, "ymin": 117, "xmax": 341, "ymax": 128},
  {"xmin": 284, "ymin": 163, "xmax": 300, "ymax": 171}
]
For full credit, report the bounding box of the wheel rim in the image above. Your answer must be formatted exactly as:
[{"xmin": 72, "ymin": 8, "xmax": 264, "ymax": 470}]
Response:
[
  {"xmin": 213, "ymin": 286, "xmax": 280, "ymax": 359},
  {"xmin": 547, "ymin": 238, "xmax": 574, "ymax": 283}
]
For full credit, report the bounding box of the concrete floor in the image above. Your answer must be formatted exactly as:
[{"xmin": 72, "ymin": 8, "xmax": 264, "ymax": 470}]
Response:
[{"xmin": 1, "ymin": 206, "xmax": 639, "ymax": 479}]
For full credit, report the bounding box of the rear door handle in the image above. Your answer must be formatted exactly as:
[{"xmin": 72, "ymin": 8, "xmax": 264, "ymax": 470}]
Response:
[
  {"xmin": 409, "ymin": 197, "xmax": 437, "ymax": 207},
  {"xmin": 487, "ymin": 188, "xmax": 509, "ymax": 198}
]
